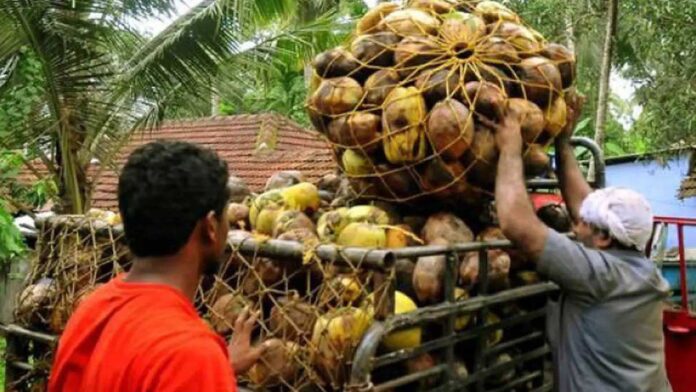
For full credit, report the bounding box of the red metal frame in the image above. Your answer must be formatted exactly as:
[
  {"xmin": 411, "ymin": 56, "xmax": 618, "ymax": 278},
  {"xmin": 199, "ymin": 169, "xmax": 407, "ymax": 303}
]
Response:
[
  {"xmin": 652, "ymin": 216, "xmax": 696, "ymax": 312},
  {"xmin": 653, "ymin": 216, "xmax": 696, "ymax": 392}
]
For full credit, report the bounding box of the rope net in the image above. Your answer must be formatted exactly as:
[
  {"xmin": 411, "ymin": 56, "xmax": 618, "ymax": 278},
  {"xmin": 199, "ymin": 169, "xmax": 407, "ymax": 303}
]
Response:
[{"xmin": 307, "ymin": 0, "xmax": 575, "ymax": 205}]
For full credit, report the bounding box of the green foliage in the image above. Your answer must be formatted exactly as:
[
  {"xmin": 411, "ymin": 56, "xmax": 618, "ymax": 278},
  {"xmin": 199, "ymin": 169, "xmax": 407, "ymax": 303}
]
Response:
[
  {"xmin": 0, "ymin": 150, "xmax": 56, "ymax": 210},
  {"xmin": 0, "ymin": 48, "xmax": 45, "ymax": 140},
  {"xmin": 220, "ymin": 68, "xmax": 310, "ymax": 125},
  {"xmin": 0, "ymin": 0, "xmax": 341, "ymax": 212},
  {"xmin": 0, "ymin": 200, "xmax": 25, "ymax": 264}
]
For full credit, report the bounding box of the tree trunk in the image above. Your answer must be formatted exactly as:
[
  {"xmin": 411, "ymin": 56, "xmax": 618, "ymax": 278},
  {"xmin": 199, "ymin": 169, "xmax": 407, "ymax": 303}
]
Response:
[
  {"xmin": 564, "ymin": 6, "xmax": 575, "ymax": 53},
  {"xmin": 593, "ymin": 0, "xmax": 619, "ymax": 148}
]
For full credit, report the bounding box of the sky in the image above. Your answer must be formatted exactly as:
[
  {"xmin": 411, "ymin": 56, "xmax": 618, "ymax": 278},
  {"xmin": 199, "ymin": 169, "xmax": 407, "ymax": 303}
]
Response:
[{"xmin": 142, "ymin": 0, "xmax": 639, "ymax": 127}]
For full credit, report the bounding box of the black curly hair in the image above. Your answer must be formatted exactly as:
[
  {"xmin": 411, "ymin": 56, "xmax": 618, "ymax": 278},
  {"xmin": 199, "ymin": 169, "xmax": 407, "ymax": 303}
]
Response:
[{"xmin": 118, "ymin": 140, "xmax": 230, "ymax": 257}]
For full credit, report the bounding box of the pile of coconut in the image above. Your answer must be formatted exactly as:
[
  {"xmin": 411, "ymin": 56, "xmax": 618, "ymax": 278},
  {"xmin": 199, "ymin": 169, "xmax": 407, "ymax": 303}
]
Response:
[{"xmin": 206, "ymin": 170, "xmax": 547, "ymax": 390}]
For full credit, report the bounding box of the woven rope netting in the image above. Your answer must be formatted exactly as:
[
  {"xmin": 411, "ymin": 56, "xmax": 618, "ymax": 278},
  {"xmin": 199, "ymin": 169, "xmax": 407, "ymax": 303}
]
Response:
[
  {"xmin": 15, "ymin": 215, "xmax": 129, "ymax": 334},
  {"xmin": 307, "ymin": 0, "xmax": 575, "ymax": 205},
  {"xmin": 15, "ymin": 215, "xmax": 396, "ymax": 391},
  {"xmin": 197, "ymin": 234, "xmax": 394, "ymax": 391}
]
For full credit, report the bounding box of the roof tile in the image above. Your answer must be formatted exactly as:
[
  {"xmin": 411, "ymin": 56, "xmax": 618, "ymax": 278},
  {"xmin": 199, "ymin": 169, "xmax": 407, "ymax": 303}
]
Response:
[{"xmin": 21, "ymin": 113, "xmax": 337, "ymax": 210}]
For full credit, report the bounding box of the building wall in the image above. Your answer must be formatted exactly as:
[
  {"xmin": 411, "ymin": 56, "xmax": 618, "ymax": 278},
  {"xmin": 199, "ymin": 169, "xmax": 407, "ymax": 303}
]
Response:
[{"xmin": 605, "ymin": 152, "xmax": 695, "ymax": 248}]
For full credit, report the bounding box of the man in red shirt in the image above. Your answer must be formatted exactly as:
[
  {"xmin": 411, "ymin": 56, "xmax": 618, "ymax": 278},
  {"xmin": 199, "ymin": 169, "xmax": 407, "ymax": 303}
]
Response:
[{"xmin": 49, "ymin": 141, "xmax": 266, "ymax": 391}]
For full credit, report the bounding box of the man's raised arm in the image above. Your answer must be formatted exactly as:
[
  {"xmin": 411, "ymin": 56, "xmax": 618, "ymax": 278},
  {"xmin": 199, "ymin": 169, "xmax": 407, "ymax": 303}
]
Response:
[
  {"xmin": 494, "ymin": 112, "xmax": 548, "ymax": 260},
  {"xmin": 554, "ymin": 93, "xmax": 592, "ymax": 223}
]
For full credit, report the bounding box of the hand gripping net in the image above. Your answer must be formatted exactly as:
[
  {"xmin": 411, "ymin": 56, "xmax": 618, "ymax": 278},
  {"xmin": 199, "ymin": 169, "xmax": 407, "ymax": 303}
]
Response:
[{"xmin": 306, "ymin": 0, "xmax": 575, "ymax": 206}]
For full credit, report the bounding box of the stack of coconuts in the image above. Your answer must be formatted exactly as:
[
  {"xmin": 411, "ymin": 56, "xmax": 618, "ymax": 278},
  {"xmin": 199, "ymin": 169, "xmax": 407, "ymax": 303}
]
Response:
[
  {"xmin": 307, "ymin": 0, "xmax": 574, "ymax": 204},
  {"xmin": 211, "ymin": 168, "xmax": 543, "ymax": 390}
]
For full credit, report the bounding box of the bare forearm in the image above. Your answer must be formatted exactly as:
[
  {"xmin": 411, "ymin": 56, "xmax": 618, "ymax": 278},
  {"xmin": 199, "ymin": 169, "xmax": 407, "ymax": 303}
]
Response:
[
  {"xmin": 554, "ymin": 136, "xmax": 592, "ymax": 223},
  {"xmin": 495, "ymin": 148, "xmax": 547, "ymax": 259}
]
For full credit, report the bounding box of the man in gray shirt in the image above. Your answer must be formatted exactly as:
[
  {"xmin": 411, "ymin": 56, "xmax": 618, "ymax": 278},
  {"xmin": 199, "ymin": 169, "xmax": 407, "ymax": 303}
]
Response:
[{"xmin": 493, "ymin": 94, "xmax": 671, "ymax": 392}]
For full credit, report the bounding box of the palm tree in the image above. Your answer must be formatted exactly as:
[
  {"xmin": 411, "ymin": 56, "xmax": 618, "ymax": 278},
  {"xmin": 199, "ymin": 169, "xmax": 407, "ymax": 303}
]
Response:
[{"xmin": 0, "ymin": 0, "xmax": 341, "ymax": 213}]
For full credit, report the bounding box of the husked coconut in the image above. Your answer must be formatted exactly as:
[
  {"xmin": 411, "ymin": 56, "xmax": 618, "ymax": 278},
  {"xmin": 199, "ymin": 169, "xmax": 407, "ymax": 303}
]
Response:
[
  {"xmin": 247, "ymin": 339, "xmax": 301, "ymax": 386},
  {"xmin": 421, "ymin": 212, "xmax": 474, "ymax": 244},
  {"xmin": 356, "ymin": 2, "xmax": 400, "ymax": 34},
  {"xmin": 426, "ymin": 99, "xmax": 474, "ymax": 161}
]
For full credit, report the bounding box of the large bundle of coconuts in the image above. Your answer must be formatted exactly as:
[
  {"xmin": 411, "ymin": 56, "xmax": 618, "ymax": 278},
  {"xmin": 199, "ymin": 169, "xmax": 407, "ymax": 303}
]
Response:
[
  {"xmin": 208, "ymin": 168, "xmax": 549, "ymax": 390},
  {"xmin": 307, "ymin": 0, "xmax": 574, "ymax": 205}
]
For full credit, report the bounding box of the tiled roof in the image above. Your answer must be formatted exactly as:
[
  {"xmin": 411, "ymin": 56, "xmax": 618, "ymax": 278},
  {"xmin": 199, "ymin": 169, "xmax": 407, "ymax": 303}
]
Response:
[{"xmin": 20, "ymin": 114, "xmax": 336, "ymax": 210}]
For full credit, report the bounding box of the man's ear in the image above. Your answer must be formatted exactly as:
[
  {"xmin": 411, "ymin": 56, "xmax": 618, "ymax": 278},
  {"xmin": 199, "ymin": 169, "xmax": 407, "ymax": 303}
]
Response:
[
  {"xmin": 595, "ymin": 231, "xmax": 613, "ymax": 250},
  {"xmin": 202, "ymin": 211, "xmax": 218, "ymax": 244}
]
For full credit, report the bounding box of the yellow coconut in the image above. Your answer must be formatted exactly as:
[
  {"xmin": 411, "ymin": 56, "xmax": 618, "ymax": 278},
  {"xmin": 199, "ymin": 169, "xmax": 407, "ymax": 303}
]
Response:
[
  {"xmin": 342, "ymin": 149, "xmax": 373, "ymax": 176},
  {"xmin": 249, "ymin": 189, "xmax": 284, "ymax": 227},
  {"xmin": 454, "ymin": 288, "xmax": 473, "ymax": 330},
  {"xmin": 254, "ymin": 203, "xmax": 285, "ymax": 235},
  {"xmin": 544, "ymin": 96, "xmax": 568, "ymax": 137},
  {"xmin": 311, "ymin": 307, "xmax": 372, "ymax": 386},
  {"xmin": 280, "ymin": 182, "xmax": 320, "ymax": 214},
  {"xmin": 317, "ymin": 207, "xmax": 350, "ymax": 242},
  {"xmin": 346, "ymin": 205, "xmax": 391, "ymax": 226},
  {"xmin": 336, "ymin": 222, "xmax": 387, "ymax": 248},
  {"xmin": 364, "ymin": 291, "xmax": 421, "ymax": 351}
]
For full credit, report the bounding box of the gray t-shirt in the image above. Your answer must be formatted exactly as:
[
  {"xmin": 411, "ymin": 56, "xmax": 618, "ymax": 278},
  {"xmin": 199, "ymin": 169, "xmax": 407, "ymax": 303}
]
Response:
[{"xmin": 538, "ymin": 229, "xmax": 672, "ymax": 392}]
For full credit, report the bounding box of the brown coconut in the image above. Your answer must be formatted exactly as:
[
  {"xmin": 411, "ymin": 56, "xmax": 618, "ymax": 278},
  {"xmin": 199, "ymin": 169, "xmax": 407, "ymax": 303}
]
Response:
[
  {"xmin": 523, "ymin": 144, "xmax": 550, "ymax": 177},
  {"xmin": 490, "ymin": 22, "xmax": 541, "ymax": 53},
  {"xmin": 356, "ymin": 2, "xmax": 400, "ymax": 34},
  {"xmin": 420, "ymin": 159, "xmax": 470, "ymax": 199},
  {"xmin": 427, "ymin": 99, "xmax": 474, "ymax": 161},
  {"xmin": 394, "ymin": 36, "xmax": 441, "ymax": 76},
  {"xmin": 312, "ymin": 77, "xmax": 364, "ymax": 115},
  {"xmin": 466, "ymin": 125, "xmax": 499, "ymax": 189},
  {"xmin": 265, "ymin": 170, "xmax": 304, "ymax": 191},
  {"xmin": 415, "ymin": 67, "xmax": 463, "ymax": 106},
  {"xmin": 374, "ymin": 164, "xmax": 420, "ymax": 199},
  {"xmin": 474, "ymin": 63, "xmax": 514, "ymax": 95},
  {"xmin": 272, "ymin": 210, "xmax": 316, "ymax": 238},
  {"xmin": 541, "ymin": 43, "xmax": 576, "ymax": 89},
  {"xmin": 228, "ymin": 175, "xmax": 251, "ymax": 203},
  {"xmin": 421, "ymin": 212, "xmax": 474, "ymax": 245},
  {"xmin": 209, "ymin": 293, "xmax": 251, "ymax": 335},
  {"xmin": 506, "ymin": 98, "xmax": 545, "ymax": 144},
  {"xmin": 242, "ymin": 258, "xmax": 283, "ymax": 296},
  {"xmin": 312, "ymin": 48, "xmax": 361, "ymax": 79},
  {"xmin": 409, "ymin": 0, "xmax": 456, "ymax": 14},
  {"xmin": 248, "ymin": 339, "xmax": 301, "ymax": 386},
  {"xmin": 227, "ymin": 202, "xmax": 250, "ymax": 229},
  {"xmin": 475, "ymin": 1, "xmax": 519, "ymax": 24},
  {"xmin": 378, "ymin": 8, "xmax": 441, "ymax": 37},
  {"xmin": 516, "ymin": 56, "xmax": 562, "ymax": 107},
  {"xmin": 440, "ymin": 12, "xmax": 487, "ymax": 47},
  {"xmin": 405, "ymin": 352, "xmax": 440, "ymax": 389},
  {"xmin": 307, "ymin": 100, "xmax": 331, "ymax": 134},
  {"xmin": 364, "ymin": 69, "xmax": 401, "ymax": 106},
  {"xmin": 544, "ymin": 96, "xmax": 568, "ymax": 138},
  {"xmin": 462, "ymin": 81, "xmax": 507, "ymax": 121},
  {"xmin": 351, "ymin": 32, "xmax": 400, "ymax": 67},
  {"xmin": 328, "ymin": 112, "xmax": 381, "ymax": 153},
  {"xmin": 412, "ymin": 238, "xmax": 447, "ymax": 304},
  {"xmin": 478, "ymin": 36, "xmax": 520, "ymax": 63},
  {"xmin": 269, "ymin": 295, "xmax": 317, "ymax": 341}
]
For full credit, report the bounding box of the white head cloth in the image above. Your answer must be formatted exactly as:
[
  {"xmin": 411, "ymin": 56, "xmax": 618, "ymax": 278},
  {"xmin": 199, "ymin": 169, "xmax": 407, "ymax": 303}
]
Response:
[{"xmin": 579, "ymin": 187, "xmax": 653, "ymax": 251}]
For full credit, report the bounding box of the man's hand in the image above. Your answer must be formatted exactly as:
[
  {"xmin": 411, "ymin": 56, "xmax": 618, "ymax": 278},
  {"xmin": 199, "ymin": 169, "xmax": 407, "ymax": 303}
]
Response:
[
  {"xmin": 559, "ymin": 89, "xmax": 586, "ymax": 140},
  {"xmin": 228, "ymin": 308, "xmax": 266, "ymax": 374},
  {"xmin": 494, "ymin": 107, "xmax": 524, "ymax": 154}
]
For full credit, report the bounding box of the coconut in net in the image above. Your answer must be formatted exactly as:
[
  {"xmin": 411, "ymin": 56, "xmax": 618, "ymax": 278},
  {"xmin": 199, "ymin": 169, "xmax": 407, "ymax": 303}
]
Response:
[{"xmin": 307, "ymin": 0, "xmax": 575, "ymax": 208}]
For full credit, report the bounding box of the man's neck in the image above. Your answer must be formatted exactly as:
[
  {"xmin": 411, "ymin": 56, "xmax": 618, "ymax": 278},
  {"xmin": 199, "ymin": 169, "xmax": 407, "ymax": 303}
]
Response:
[{"xmin": 124, "ymin": 255, "xmax": 200, "ymax": 300}]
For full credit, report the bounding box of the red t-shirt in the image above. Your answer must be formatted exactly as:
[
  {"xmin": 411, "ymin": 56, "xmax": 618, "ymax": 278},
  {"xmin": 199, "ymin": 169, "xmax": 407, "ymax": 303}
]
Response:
[{"xmin": 48, "ymin": 276, "xmax": 236, "ymax": 392}]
